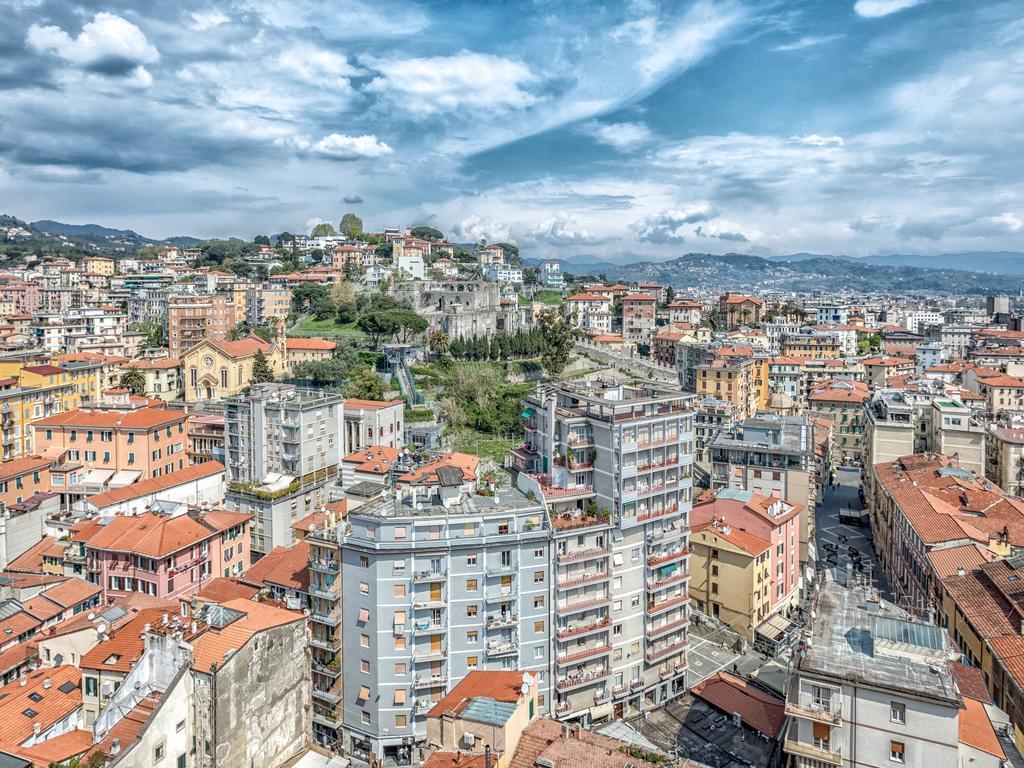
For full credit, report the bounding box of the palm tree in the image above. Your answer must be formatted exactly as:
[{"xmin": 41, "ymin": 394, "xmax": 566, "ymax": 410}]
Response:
[
  {"xmin": 429, "ymin": 330, "xmax": 450, "ymax": 357},
  {"xmin": 118, "ymin": 367, "xmax": 147, "ymax": 397}
]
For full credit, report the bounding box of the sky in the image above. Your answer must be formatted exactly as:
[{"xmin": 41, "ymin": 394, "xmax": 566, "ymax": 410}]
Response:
[{"xmin": 1, "ymin": 0, "xmax": 1023, "ymax": 260}]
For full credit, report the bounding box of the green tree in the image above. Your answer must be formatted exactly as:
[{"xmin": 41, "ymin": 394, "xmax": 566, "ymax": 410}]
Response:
[
  {"xmin": 410, "ymin": 225, "xmax": 444, "ymax": 242},
  {"xmin": 357, "ymin": 311, "xmax": 401, "ymax": 346},
  {"xmin": 251, "ymin": 350, "xmax": 275, "ymax": 384},
  {"xmin": 311, "ymin": 222, "xmax": 336, "ymax": 237},
  {"xmin": 340, "ymin": 213, "xmax": 364, "ymax": 239},
  {"xmin": 253, "ymin": 234, "xmax": 271, "ymax": 246},
  {"xmin": 277, "ymin": 231, "xmax": 295, "ymax": 247},
  {"xmin": 346, "ymin": 365, "xmax": 385, "ymax": 400},
  {"xmin": 118, "ymin": 367, "xmax": 147, "ymax": 396},
  {"xmin": 131, "ymin": 317, "xmax": 166, "ymax": 348},
  {"xmin": 537, "ymin": 304, "xmax": 579, "ymax": 377},
  {"xmin": 429, "ymin": 329, "xmax": 450, "ymax": 357}
]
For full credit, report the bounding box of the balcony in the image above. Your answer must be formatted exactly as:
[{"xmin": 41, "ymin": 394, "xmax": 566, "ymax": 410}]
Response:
[
  {"xmin": 308, "ymin": 584, "xmax": 340, "ymax": 600},
  {"xmin": 486, "ymin": 640, "xmax": 518, "ymax": 658},
  {"xmin": 646, "ymin": 527, "xmax": 686, "ymax": 545},
  {"xmin": 647, "ymin": 571, "xmax": 689, "ymax": 592},
  {"xmin": 309, "ymin": 635, "xmax": 341, "ymax": 652},
  {"xmin": 646, "ymin": 548, "xmax": 689, "ymax": 568},
  {"xmin": 412, "ymin": 622, "xmax": 446, "ymax": 636},
  {"xmin": 485, "ymin": 587, "xmax": 517, "ymax": 603},
  {"xmin": 312, "ymin": 709, "xmax": 343, "ymax": 730},
  {"xmin": 311, "ymin": 660, "xmax": 341, "ymax": 678},
  {"xmin": 415, "ymin": 699, "xmax": 434, "ymax": 715},
  {"xmin": 413, "ymin": 648, "xmax": 447, "ymax": 663},
  {"xmin": 414, "ymin": 675, "xmax": 446, "ymax": 689},
  {"xmin": 557, "ymin": 571, "xmax": 611, "ymax": 590},
  {"xmin": 312, "ymin": 686, "xmax": 342, "ymax": 706},
  {"xmin": 557, "ymin": 546, "xmax": 611, "ymax": 565},
  {"xmin": 557, "ymin": 617, "xmax": 611, "ymax": 640},
  {"xmin": 645, "ymin": 616, "xmax": 689, "ymax": 640},
  {"xmin": 486, "ymin": 562, "xmax": 518, "ymax": 577},
  {"xmin": 309, "ymin": 559, "xmax": 340, "ymax": 574},
  {"xmin": 783, "ymin": 724, "xmax": 843, "ymax": 767},
  {"xmin": 785, "ymin": 696, "xmax": 842, "ymax": 725},
  {"xmin": 646, "ymin": 593, "xmax": 689, "ymax": 616},
  {"xmin": 551, "ymin": 510, "xmax": 611, "ymax": 533},
  {"xmin": 555, "ymin": 668, "xmax": 611, "ymax": 693},
  {"xmin": 416, "ymin": 570, "xmax": 447, "ymax": 582},
  {"xmin": 557, "ymin": 594, "xmax": 611, "ymax": 616},
  {"xmin": 637, "ymin": 504, "xmax": 681, "ymax": 524},
  {"xmin": 414, "ymin": 597, "xmax": 447, "ymax": 609},
  {"xmin": 486, "ymin": 614, "xmax": 518, "ymax": 630},
  {"xmin": 557, "ymin": 643, "xmax": 612, "ymax": 666},
  {"xmin": 310, "ymin": 609, "xmax": 342, "ymax": 627},
  {"xmin": 645, "ymin": 638, "xmax": 687, "ymax": 664}
]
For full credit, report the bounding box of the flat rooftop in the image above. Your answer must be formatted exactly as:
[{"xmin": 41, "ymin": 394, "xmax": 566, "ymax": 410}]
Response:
[
  {"xmin": 353, "ymin": 486, "xmax": 544, "ymax": 519},
  {"xmin": 798, "ymin": 572, "xmax": 959, "ymax": 706},
  {"xmin": 711, "ymin": 415, "xmax": 811, "ymax": 454}
]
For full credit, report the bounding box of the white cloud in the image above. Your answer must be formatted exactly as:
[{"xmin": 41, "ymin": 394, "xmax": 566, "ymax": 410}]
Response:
[
  {"xmin": 449, "ymin": 215, "xmax": 513, "ymax": 244},
  {"xmin": 854, "ymin": 0, "xmax": 926, "ymax": 19},
  {"xmin": 308, "ymin": 134, "xmax": 393, "ymax": 161},
  {"xmin": 365, "ymin": 52, "xmax": 539, "ymax": 116},
  {"xmin": 190, "ymin": 11, "xmax": 230, "ymax": 31},
  {"xmin": 584, "ymin": 121, "xmax": 653, "ymax": 151},
  {"xmin": 528, "ymin": 212, "xmax": 612, "ymax": 246},
  {"xmin": 635, "ymin": 1, "xmax": 747, "ymax": 83},
  {"xmin": 631, "ymin": 203, "xmax": 719, "ymax": 243},
  {"xmin": 774, "ymin": 34, "xmax": 845, "ymax": 52},
  {"xmin": 277, "ymin": 47, "xmax": 360, "ymax": 88},
  {"xmin": 992, "ymin": 212, "xmax": 1024, "ymax": 233},
  {"xmin": 789, "ymin": 134, "xmax": 845, "ymax": 147},
  {"xmin": 306, "ymin": 217, "xmax": 329, "ymax": 232},
  {"xmin": 28, "ymin": 13, "xmax": 159, "ymax": 78}
]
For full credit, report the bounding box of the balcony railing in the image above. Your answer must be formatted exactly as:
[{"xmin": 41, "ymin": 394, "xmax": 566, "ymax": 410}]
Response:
[
  {"xmin": 647, "ymin": 548, "xmax": 689, "ymax": 568},
  {"xmin": 645, "ymin": 616, "xmax": 689, "ymax": 640},
  {"xmin": 485, "ymin": 587, "xmax": 517, "ymax": 602},
  {"xmin": 557, "ymin": 546, "xmax": 611, "ymax": 565},
  {"xmin": 557, "ymin": 594, "xmax": 611, "ymax": 615},
  {"xmin": 414, "ymin": 675, "xmax": 446, "ymax": 689},
  {"xmin": 783, "ymin": 724, "xmax": 843, "ymax": 766},
  {"xmin": 486, "ymin": 641, "xmax": 518, "ymax": 658},
  {"xmin": 646, "ymin": 593, "xmax": 689, "ymax": 616},
  {"xmin": 416, "ymin": 570, "xmax": 447, "ymax": 582},
  {"xmin": 557, "ymin": 617, "xmax": 611, "ymax": 640},
  {"xmin": 647, "ymin": 571, "xmax": 689, "ymax": 592},
  {"xmin": 555, "ymin": 668, "xmax": 611, "ymax": 692},
  {"xmin": 646, "ymin": 527, "xmax": 686, "ymax": 545},
  {"xmin": 645, "ymin": 637, "xmax": 688, "ymax": 664},
  {"xmin": 557, "ymin": 571, "xmax": 611, "ymax": 590},
  {"xmin": 486, "ymin": 614, "xmax": 517, "ymax": 629},
  {"xmin": 309, "ymin": 560, "xmax": 340, "ymax": 574},
  {"xmin": 785, "ymin": 697, "xmax": 842, "ymax": 725},
  {"xmin": 557, "ymin": 643, "xmax": 612, "ymax": 665}
]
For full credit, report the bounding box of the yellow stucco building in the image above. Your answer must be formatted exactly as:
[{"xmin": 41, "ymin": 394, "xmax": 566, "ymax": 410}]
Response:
[{"xmin": 182, "ymin": 334, "xmax": 287, "ymax": 402}]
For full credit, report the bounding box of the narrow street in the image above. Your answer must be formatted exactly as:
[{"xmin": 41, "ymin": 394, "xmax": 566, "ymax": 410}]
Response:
[{"xmin": 815, "ymin": 466, "xmax": 891, "ymax": 599}]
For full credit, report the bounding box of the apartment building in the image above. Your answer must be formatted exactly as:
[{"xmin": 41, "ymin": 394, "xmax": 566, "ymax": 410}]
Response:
[
  {"xmin": 515, "ymin": 381, "xmax": 693, "ymax": 722},
  {"xmin": 224, "ymin": 383, "xmax": 342, "ymax": 555},
  {"xmin": 719, "ymin": 293, "xmax": 765, "ymax": 330},
  {"xmin": 124, "ymin": 356, "xmax": 183, "ymax": 401},
  {"xmin": 246, "ymin": 285, "xmax": 292, "ymax": 326},
  {"xmin": 565, "ymin": 294, "xmax": 613, "ymax": 335},
  {"xmin": 621, "ymin": 294, "xmax": 657, "ymax": 344},
  {"xmin": 985, "ymin": 423, "xmax": 1024, "ymax": 495},
  {"xmin": 539, "ymin": 261, "xmax": 563, "ymax": 288},
  {"xmin": 690, "ymin": 489, "xmax": 802, "ymax": 644},
  {"xmin": 710, "ymin": 414, "xmax": 817, "ymax": 564},
  {"xmin": 693, "ymin": 396, "xmax": 740, "ymax": 468},
  {"xmin": 976, "ymin": 374, "xmax": 1024, "ymax": 415},
  {"xmin": 332, "ymin": 461, "xmax": 551, "ymax": 765},
  {"xmin": 862, "ymin": 389, "xmax": 985, "ymax": 502},
  {"xmin": 807, "ymin": 380, "xmax": 870, "ymax": 465},
  {"xmin": 343, "ymin": 398, "xmax": 405, "ymax": 454},
  {"xmin": 666, "ymin": 300, "xmax": 702, "ymax": 326},
  {"xmin": 695, "ymin": 357, "xmax": 765, "ymax": 419},
  {"xmin": 783, "ymin": 572, "xmax": 1002, "ymax": 768},
  {"xmin": 779, "ymin": 331, "xmax": 842, "ymax": 360},
  {"xmin": 86, "ymin": 507, "xmax": 250, "ymax": 599},
  {"xmin": 167, "ymin": 294, "xmax": 239, "ymax": 357},
  {"xmin": 863, "ymin": 356, "xmax": 916, "ymax": 388}
]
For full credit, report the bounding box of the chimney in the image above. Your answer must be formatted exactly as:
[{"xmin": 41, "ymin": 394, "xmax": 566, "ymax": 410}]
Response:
[
  {"xmin": 43, "ymin": 678, "xmax": 50, "ymax": 689},
  {"xmin": 19, "ymin": 675, "xmax": 26, "ymax": 687},
  {"xmin": 110, "ymin": 739, "xmax": 121, "ymax": 756},
  {"xmin": 485, "ymin": 745, "xmax": 492, "ymax": 768}
]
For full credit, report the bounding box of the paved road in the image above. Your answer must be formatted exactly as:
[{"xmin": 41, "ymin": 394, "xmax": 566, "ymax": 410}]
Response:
[{"xmin": 815, "ymin": 466, "xmax": 891, "ymax": 599}]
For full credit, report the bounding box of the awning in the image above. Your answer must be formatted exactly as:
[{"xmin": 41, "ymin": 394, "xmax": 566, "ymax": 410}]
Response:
[
  {"xmin": 107, "ymin": 470, "xmax": 142, "ymax": 489},
  {"xmin": 589, "ymin": 702, "xmax": 614, "ymax": 721},
  {"xmin": 79, "ymin": 469, "xmax": 114, "ymax": 486},
  {"xmin": 393, "ymin": 611, "xmax": 406, "ymax": 624},
  {"xmin": 521, "ymin": 407, "xmax": 535, "ymax": 419},
  {"xmin": 756, "ymin": 612, "xmax": 795, "ymax": 642}
]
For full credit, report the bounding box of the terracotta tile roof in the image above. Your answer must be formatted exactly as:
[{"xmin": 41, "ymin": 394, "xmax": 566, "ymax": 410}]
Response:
[
  {"xmin": 21, "ymin": 596, "xmax": 64, "ymax": 623},
  {"xmin": 88, "ymin": 693, "xmax": 160, "ymax": 762},
  {"xmin": 862, "ymin": 356, "xmax": 915, "ymax": 366},
  {"xmin": 509, "ymin": 718, "xmax": 660, "ymax": 768},
  {"xmin": 191, "ymin": 577, "xmax": 259, "ymax": 604},
  {"xmin": 566, "ymin": 293, "xmax": 608, "ymax": 302},
  {"xmin": 80, "ymin": 607, "xmax": 170, "ymax": 673},
  {"xmin": 240, "ymin": 541, "xmax": 310, "ymax": 592},
  {"xmin": 189, "ymin": 598, "xmax": 303, "ymax": 672},
  {"xmin": 39, "ymin": 578, "xmax": 101, "ymax": 609},
  {"xmin": 398, "ymin": 452, "xmax": 479, "ymax": 486},
  {"xmin": 15, "ymin": 725, "xmax": 93, "ymax": 765},
  {"xmin": 690, "ymin": 671, "xmax": 785, "ymax": 738},
  {"xmin": 952, "ymin": 662, "xmax": 992, "ymax": 704},
  {"xmin": 343, "ymin": 445, "xmax": 401, "ymax": 473},
  {"xmin": 22, "ymin": 365, "xmax": 65, "ymax": 376},
  {"xmin": 427, "ymin": 670, "xmax": 528, "ymax": 718},
  {"xmin": 0, "ymin": 610, "xmax": 42, "ymax": 639},
  {"xmin": 590, "ymin": 333, "xmax": 625, "ymax": 343},
  {"xmin": 941, "ymin": 571, "xmax": 1019, "ymax": 638},
  {"xmin": 85, "ymin": 461, "xmax": 225, "ymax": 509},
  {"xmin": 126, "ymin": 357, "xmax": 182, "ymax": 369},
  {"xmin": 6, "ymin": 536, "xmax": 61, "ymax": 574},
  {"xmin": 621, "ymin": 294, "xmax": 656, "ymax": 302},
  {"xmin": 692, "ymin": 521, "xmax": 769, "ymax": 556},
  {"xmin": 69, "ymin": 519, "xmax": 104, "ymax": 545},
  {"xmin": 958, "ymin": 694, "xmax": 1005, "ymax": 759},
  {"xmin": 424, "ymin": 753, "xmax": 489, "ymax": 768},
  {"xmin": 667, "ymin": 300, "xmax": 702, "ymax": 308},
  {"xmin": 0, "ymin": 457, "xmax": 52, "ymax": 483},
  {"xmin": 286, "ymin": 338, "xmax": 336, "ymax": 350},
  {"xmin": 291, "ymin": 502, "xmax": 346, "ymax": 532},
  {"xmin": 32, "ymin": 406, "xmax": 185, "ymax": 430},
  {"xmin": 978, "ymin": 374, "xmax": 1024, "ymax": 388},
  {"xmin": 0, "ymin": 641, "xmax": 37, "ymax": 676},
  {"xmin": 87, "ymin": 509, "xmax": 250, "ymax": 558},
  {"xmin": 808, "ymin": 380, "xmax": 870, "ymax": 403},
  {"xmin": 927, "ymin": 544, "xmax": 997, "ymax": 580},
  {"xmin": 0, "ymin": 665, "xmax": 81, "ymax": 747},
  {"xmin": 0, "ymin": 572, "xmax": 64, "ymax": 591},
  {"xmin": 205, "ymin": 336, "xmax": 271, "ymax": 358},
  {"xmin": 723, "ymin": 294, "xmax": 765, "ymax": 305},
  {"xmin": 344, "ymin": 398, "xmax": 403, "ymax": 410}
]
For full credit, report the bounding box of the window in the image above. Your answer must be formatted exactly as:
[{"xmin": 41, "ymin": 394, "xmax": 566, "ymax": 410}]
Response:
[
  {"xmin": 395, "ymin": 636, "xmax": 406, "ymax": 650},
  {"xmin": 176, "ymin": 720, "xmax": 185, "ymax": 733},
  {"xmin": 395, "ymin": 714, "xmax": 407, "ymax": 727},
  {"xmin": 391, "ymin": 558, "xmax": 404, "ymax": 572},
  {"xmin": 178, "ymin": 755, "xmax": 186, "ymax": 768},
  {"xmin": 631, "ymin": 547, "xmax": 640, "ymax": 561},
  {"xmin": 533, "ymin": 620, "xmax": 544, "ymax": 633},
  {"xmin": 467, "ymin": 630, "xmax": 478, "ymax": 643},
  {"xmin": 466, "ymin": 579, "xmax": 478, "ymax": 591},
  {"xmin": 394, "ymin": 527, "xmax": 407, "ymax": 539},
  {"xmin": 395, "ymin": 662, "xmax": 406, "ymax": 676},
  {"xmin": 533, "ymin": 571, "xmax": 544, "ymax": 583},
  {"xmin": 361, "ymin": 711, "xmax": 371, "ymax": 725},
  {"xmin": 85, "ymin": 677, "xmax": 98, "ymax": 696},
  {"xmin": 394, "ymin": 584, "xmax": 406, "ymax": 598},
  {"xmin": 393, "ymin": 689, "xmax": 406, "ymax": 705},
  {"xmin": 890, "ymin": 702, "xmax": 905, "ymax": 723},
  {"xmin": 467, "ymin": 553, "xmax": 477, "ymax": 565},
  {"xmin": 360, "ymin": 581, "xmax": 369, "ymax": 594},
  {"xmin": 360, "ymin": 659, "xmax": 370, "ymax": 673},
  {"xmin": 466, "ymin": 605, "xmax": 478, "ymax": 618},
  {"xmin": 464, "ymin": 522, "xmax": 476, "ymax": 536},
  {"xmin": 812, "ymin": 723, "xmax": 830, "ymax": 750},
  {"xmin": 534, "ymin": 547, "xmax": 544, "ymax": 558},
  {"xmin": 890, "ymin": 741, "xmax": 904, "ymax": 763},
  {"xmin": 613, "ymin": 600, "xmax": 622, "ymax": 612},
  {"xmin": 467, "ymin": 656, "xmax": 478, "ymax": 668},
  {"xmin": 360, "ymin": 634, "xmax": 369, "ymax": 648},
  {"xmin": 535, "ymin": 646, "xmax": 545, "ymax": 659},
  {"xmin": 533, "ymin": 596, "xmax": 544, "ymax": 608},
  {"xmin": 155, "ymin": 743, "xmax": 166, "ymax": 762}
]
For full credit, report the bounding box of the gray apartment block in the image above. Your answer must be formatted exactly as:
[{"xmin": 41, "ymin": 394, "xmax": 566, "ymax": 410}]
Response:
[
  {"xmin": 336, "ymin": 485, "xmax": 551, "ymax": 766},
  {"xmin": 223, "ymin": 383, "xmax": 342, "ymax": 555}
]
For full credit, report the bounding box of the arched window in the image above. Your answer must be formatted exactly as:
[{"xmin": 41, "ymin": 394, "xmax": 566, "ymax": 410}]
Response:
[
  {"xmin": 190, "ymin": 367, "xmax": 197, "ymax": 386},
  {"xmin": 220, "ymin": 368, "xmax": 228, "ymax": 388}
]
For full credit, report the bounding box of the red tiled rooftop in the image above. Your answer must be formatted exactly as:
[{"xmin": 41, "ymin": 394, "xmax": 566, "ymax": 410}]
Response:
[{"xmin": 690, "ymin": 671, "xmax": 785, "ymax": 738}]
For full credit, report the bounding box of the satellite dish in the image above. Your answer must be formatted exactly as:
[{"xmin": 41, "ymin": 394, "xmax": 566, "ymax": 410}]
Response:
[
  {"xmin": 520, "ymin": 682, "xmax": 530, "ymax": 694},
  {"xmin": 522, "ymin": 672, "xmax": 532, "ymax": 685},
  {"xmin": 96, "ymin": 624, "xmax": 107, "ymax": 635}
]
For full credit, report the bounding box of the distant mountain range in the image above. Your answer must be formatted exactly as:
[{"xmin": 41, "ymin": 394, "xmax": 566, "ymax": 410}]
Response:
[
  {"xmin": 765, "ymin": 250, "xmax": 1024, "ymax": 275},
  {"xmin": 600, "ymin": 253, "xmax": 1024, "ymax": 295}
]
